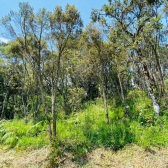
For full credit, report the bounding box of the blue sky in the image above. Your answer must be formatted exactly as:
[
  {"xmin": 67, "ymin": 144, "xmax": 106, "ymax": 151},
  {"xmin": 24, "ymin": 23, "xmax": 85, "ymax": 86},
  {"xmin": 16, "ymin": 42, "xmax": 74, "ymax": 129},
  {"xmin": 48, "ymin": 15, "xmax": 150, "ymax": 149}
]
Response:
[{"xmin": 0, "ymin": 0, "xmax": 108, "ymax": 41}]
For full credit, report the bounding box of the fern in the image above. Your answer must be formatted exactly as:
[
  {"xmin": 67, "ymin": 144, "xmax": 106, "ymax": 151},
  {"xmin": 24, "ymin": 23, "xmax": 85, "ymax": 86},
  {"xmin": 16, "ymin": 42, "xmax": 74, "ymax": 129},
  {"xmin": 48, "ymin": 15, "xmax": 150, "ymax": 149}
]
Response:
[
  {"xmin": 5, "ymin": 137, "xmax": 18, "ymax": 147},
  {"xmin": 1, "ymin": 132, "xmax": 14, "ymax": 142},
  {"xmin": 26, "ymin": 121, "xmax": 43, "ymax": 137}
]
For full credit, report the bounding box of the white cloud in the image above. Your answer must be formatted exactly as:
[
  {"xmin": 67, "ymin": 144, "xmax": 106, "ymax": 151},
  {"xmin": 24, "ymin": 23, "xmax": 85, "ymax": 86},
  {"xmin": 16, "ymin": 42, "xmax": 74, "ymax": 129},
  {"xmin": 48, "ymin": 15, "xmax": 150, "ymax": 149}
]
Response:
[{"xmin": 0, "ymin": 37, "xmax": 10, "ymax": 44}]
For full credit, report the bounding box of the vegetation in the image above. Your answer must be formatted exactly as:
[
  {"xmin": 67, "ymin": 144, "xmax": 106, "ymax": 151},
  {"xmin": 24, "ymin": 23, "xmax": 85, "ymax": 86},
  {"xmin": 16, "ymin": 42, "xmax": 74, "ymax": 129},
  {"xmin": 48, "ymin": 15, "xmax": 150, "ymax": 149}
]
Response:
[
  {"xmin": 0, "ymin": 0, "xmax": 168, "ymax": 167},
  {"xmin": 1, "ymin": 92, "xmax": 168, "ymax": 165}
]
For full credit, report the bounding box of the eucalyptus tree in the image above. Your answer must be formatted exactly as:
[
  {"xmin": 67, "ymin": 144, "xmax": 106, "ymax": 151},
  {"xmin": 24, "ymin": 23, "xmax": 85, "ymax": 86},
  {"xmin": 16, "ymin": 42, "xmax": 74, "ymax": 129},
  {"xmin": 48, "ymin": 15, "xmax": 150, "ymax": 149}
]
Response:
[
  {"xmin": 1, "ymin": 2, "xmax": 53, "ymax": 139},
  {"xmin": 144, "ymin": 0, "xmax": 165, "ymax": 95},
  {"xmin": 92, "ymin": 0, "xmax": 164, "ymax": 115},
  {"xmin": 107, "ymin": 27, "xmax": 132, "ymax": 115},
  {"xmin": 0, "ymin": 3, "xmax": 34, "ymax": 121},
  {"xmin": 48, "ymin": 4, "xmax": 83, "ymax": 137},
  {"xmin": 83, "ymin": 23, "xmax": 113, "ymax": 124}
]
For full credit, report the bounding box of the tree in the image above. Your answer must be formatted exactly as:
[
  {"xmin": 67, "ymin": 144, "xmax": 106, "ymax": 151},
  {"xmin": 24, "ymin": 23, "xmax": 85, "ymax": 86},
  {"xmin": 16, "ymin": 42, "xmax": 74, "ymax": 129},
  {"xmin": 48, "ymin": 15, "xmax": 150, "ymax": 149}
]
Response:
[
  {"xmin": 92, "ymin": 0, "xmax": 164, "ymax": 115},
  {"xmin": 47, "ymin": 3, "xmax": 83, "ymax": 137},
  {"xmin": 83, "ymin": 23, "xmax": 112, "ymax": 124},
  {"xmin": 1, "ymin": 2, "xmax": 53, "ymax": 139}
]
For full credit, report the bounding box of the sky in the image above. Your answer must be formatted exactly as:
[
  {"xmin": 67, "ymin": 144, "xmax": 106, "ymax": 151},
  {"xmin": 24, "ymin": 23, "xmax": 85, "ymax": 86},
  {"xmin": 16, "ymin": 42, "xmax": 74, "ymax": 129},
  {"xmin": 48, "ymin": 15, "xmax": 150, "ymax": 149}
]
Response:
[{"xmin": 0, "ymin": 0, "xmax": 108, "ymax": 42}]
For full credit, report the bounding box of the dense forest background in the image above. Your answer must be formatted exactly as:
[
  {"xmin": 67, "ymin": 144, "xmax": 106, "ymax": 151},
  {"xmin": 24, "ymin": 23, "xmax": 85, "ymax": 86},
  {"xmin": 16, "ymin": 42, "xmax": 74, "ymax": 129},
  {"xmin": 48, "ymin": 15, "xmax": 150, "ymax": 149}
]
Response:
[{"xmin": 1, "ymin": 0, "xmax": 168, "ymax": 166}]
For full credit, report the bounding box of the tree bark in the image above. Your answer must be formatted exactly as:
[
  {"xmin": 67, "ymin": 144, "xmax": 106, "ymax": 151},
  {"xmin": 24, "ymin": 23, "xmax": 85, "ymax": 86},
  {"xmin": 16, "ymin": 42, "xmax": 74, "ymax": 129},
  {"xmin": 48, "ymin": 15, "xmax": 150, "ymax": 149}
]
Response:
[
  {"xmin": 51, "ymin": 53, "xmax": 61, "ymax": 138},
  {"xmin": 101, "ymin": 64, "xmax": 109, "ymax": 124},
  {"xmin": 150, "ymin": 42, "xmax": 165, "ymax": 94},
  {"xmin": 1, "ymin": 91, "xmax": 8, "ymax": 119},
  {"xmin": 118, "ymin": 73, "xmax": 128, "ymax": 116},
  {"xmin": 137, "ymin": 49, "xmax": 160, "ymax": 116},
  {"xmin": 51, "ymin": 83, "xmax": 56, "ymax": 137},
  {"xmin": 39, "ymin": 74, "xmax": 52, "ymax": 141},
  {"xmin": 21, "ymin": 87, "xmax": 27, "ymax": 123}
]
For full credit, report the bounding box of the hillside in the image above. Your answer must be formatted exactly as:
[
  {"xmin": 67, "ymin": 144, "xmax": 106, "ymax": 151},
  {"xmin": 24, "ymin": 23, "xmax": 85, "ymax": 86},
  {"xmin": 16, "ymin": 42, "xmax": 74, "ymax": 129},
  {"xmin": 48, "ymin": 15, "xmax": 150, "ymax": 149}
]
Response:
[
  {"xmin": 1, "ymin": 92, "xmax": 168, "ymax": 167},
  {"xmin": 1, "ymin": 0, "xmax": 168, "ymax": 167}
]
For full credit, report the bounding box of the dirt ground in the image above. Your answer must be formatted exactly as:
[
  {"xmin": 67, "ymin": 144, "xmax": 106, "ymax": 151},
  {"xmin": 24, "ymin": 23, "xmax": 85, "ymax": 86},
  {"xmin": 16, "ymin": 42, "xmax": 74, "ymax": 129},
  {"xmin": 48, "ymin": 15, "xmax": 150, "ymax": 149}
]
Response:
[{"xmin": 1, "ymin": 145, "xmax": 168, "ymax": 168}]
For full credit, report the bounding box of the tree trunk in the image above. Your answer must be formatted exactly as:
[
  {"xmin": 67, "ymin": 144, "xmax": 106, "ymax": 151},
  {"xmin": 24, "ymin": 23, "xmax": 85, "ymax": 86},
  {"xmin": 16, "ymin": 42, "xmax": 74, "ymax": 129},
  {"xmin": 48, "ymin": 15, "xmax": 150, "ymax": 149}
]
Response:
[
  {"xmin": 137, "ymin": 49, "xmax": 160, "ymax": 116},
  {"xmin": 102, "ymin": 84, "xmax": 109, "ymax": 124},
  {"xmin": 150, "ymin": 42, "xmax": 165, "ymax": 94},
  {"xmin": 51, "ymin": 52, "xmax": 61, "ymax": 137},
  {"xmin": 110, "ymin": 71, "xmax": 120, "ymax": 106},
  {"xmin": 118, "ymin": 73, "xmax": 128, "ymax": 116},
  {"xmin": 1, "ymin": 91, "xmax": 8, "ymax": 119},
  {"xmin": 101, "ymin": 64, "xmax": 109, "ymax": 124},
  {"xmin": 21, "ymin": 88, "xmax": 27, "ymax": 123},
  {"xmin": 40, "ymin": 83, "xmax": 52, "ymax": 141},
  {"xmin": 142, "ymin": 63, "xmax": 160, "ymax": 116},
  {"xmin": 51, "ymin": 84, "xmax": 56, "ymax": 137}
]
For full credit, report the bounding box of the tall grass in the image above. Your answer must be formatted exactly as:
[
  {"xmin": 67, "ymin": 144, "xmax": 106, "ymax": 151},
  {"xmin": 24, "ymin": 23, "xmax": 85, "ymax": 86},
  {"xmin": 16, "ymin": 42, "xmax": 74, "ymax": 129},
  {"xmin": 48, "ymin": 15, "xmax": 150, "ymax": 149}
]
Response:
[{"xmin": 1, "ymin": 90, "xmax": 168, "ymax": 154}]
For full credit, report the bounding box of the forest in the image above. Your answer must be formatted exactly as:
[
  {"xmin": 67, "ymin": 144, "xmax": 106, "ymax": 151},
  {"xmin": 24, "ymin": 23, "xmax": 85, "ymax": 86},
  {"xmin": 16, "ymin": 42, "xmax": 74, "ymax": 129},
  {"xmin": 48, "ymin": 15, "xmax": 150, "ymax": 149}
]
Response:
[{"xmin": 1, "ymin": 0, "xmax": 168, "ymax": 167}]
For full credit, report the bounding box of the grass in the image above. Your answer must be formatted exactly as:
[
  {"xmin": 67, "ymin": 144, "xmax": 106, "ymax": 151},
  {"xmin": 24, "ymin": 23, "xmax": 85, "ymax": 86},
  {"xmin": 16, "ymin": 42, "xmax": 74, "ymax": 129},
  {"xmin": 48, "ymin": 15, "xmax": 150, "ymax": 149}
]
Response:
[
  {"xmin": 0, "ymin": 145, "xmax": 49, "ymax": 168},
  {"xmin": 1, "ymin": 144, "xmax": 168, "ymax": 168},
  {"xmin": 80, "ymin": 145, "xmax": 168, "ymax": 168},
  {"xmin": 1, "ymin": 89, "xmax": 168, "ymax": 166}
]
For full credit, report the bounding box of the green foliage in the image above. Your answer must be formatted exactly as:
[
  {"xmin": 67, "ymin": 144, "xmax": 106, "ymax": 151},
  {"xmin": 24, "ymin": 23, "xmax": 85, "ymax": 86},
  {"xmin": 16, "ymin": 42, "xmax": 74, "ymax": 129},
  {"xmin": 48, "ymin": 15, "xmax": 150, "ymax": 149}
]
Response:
[
  {"xmin": 17, "ymin": 134, "xmax": 47, "ymax": 149},
  {"xmin": 130, "ymin": 115, "xmax": 168, "ymax": 148},
  {"xmin": 0, "ymin": 119, "xmax": 49, "ymax": 149},
  {"xmin": 126, "ymin": 90, "xmax": 153, "ymax": 117},
  {"xmin": 110, "ymin": 106, "xmax": 125, "ymax": 120},
  {"xmin": 68, "ymin": 87, "xmax": 86, "ymax": 111},
  {"xmin": 26, "ymin": 121, "xmax": 44, "ymax": 137},
  {"xmin": 1, "ymin": 90, "xmax": 168, "ymax": 163},
  {"xmin": 5, "ymin": 137, "xmax": 18, "ymax": 148},
  {"xmin": 54, "ymin": 92, "xmax": 168, "ymax": 153},
  {"xmin": 71, "ymin": 141, "xmax": 90, "ymax": 161}
]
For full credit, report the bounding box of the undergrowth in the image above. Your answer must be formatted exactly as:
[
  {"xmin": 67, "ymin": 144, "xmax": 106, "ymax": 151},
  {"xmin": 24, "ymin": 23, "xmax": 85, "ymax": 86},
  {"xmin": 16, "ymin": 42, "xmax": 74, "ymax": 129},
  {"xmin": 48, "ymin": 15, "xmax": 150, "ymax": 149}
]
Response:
[
  {"xmin": 1, "ymin": 89, "xmax": 168, "ymax": 165},
  {"xmin": 0, "ymin": 119, "xmax": 49, "ymax": 149}
]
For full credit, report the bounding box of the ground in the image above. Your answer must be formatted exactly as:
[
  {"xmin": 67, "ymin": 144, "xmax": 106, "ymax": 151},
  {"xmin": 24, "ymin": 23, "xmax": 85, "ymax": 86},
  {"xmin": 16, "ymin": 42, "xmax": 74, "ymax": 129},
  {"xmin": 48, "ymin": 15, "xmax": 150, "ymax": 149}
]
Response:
[
  {"xmin": 0, "ymin": 146, "xmax": 49, "ymax": 168},
  {"xmin": 0, "ymin": 145, "xmax": 168, "ymax": 168}
]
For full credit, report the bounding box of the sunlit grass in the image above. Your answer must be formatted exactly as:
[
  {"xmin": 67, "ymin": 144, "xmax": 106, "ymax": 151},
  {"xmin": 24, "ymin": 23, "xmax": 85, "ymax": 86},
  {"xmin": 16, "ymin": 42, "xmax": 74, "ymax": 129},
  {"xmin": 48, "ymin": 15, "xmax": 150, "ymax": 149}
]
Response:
[{"xmin": 1, "ymin": 90, "xmax": 168, "ymax": 152}]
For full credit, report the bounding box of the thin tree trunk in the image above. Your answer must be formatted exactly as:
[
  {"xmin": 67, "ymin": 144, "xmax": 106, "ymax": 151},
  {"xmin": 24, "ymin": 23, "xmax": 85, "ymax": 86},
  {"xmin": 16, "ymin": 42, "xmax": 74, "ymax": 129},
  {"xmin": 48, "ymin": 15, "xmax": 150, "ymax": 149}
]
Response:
[
  {"xmin": 40, "ymin": 82, "xmax": 52, "ymax": 141},
  {"xmin": 102, "ymin": 85, "xmax": 109, "ymax": 124},
  {"xmin": 21, "ymin": 88, "xmax": 27, "ymax": 123},
  {"xmin": 32, "ymin": 70, "xmax": 37, "ymax": 120},
  {"xmin": 50, "ymin": 52, "xmax": 61, "ymax": 138},
  {"xmin": 152, "ymin": 70, "xmax": 161, "ymax": 103},
  {"xmin": 37, "ymin": 44, "xmax": 52, "ymax": 140},
  {"xmin": 150, "ymin": 42, "xmax": 165, "ymax": 93},
  {"xmin": 118, "ymin": 73, "xmax": 128, "ymax": 116},
  {"xmin": 32, "ymin": 94, "xmax": 35, "ymax": 119},
  {"xmin": 1, "ymin": 92, "xmax": 8, "ymax": 119},
  {"xmin": 51, "ymin": 84, "xmax": 56, "ymax": 137},
  {"xmin": 110, "ymin": 71, "xmax": 119, "ymax": 106},
  {"xmin": 114, "ymin": 76, "xmax": 122, "ymax": 102},
  {"xmin": 101, "ymin": 64, "xmax": 109, "ymax": 124}
]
